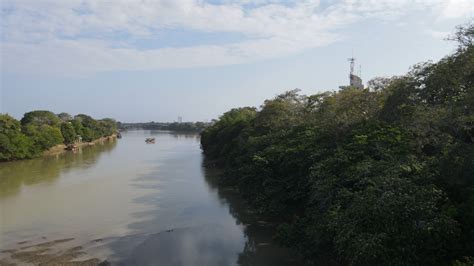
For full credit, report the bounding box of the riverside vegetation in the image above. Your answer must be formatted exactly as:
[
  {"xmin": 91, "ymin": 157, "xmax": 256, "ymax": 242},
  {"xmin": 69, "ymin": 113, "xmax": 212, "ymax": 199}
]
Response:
[
  {"xmin": 119, "ymin": 121, "xmax": 211, "ymax": 132},
  {"xmin": 0, "ymin": 111, "xmax": 117, "ymax": 161},
  {"xmin": 201, "ymin": 23, "xmax": 474, "ymax": 265}
]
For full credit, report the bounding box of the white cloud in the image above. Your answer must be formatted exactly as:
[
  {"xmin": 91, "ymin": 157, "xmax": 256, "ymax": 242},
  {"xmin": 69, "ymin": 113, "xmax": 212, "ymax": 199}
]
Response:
[
  {"xmin": 425, "ymin": 29, "xmax": 451, "ymax": 40},
  {"xmin": 1, "ymin": 0, "xmax": 472, "ymax": 77},
  {"xmin": 435, "ymin": 0, "xmax": 474, "ymax": 19}
]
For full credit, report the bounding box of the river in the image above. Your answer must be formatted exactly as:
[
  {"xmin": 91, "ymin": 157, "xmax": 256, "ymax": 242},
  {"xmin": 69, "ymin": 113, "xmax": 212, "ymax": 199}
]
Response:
[{"xmin": 0, "ymin": 130, "xmax": 302, "ymax": 265}]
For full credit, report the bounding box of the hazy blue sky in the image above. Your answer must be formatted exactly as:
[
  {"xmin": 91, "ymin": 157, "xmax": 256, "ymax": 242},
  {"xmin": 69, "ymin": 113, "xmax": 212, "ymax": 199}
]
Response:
[{"xmin": 1, "ymin": 0, "xmax": 473, "ymax": 122}]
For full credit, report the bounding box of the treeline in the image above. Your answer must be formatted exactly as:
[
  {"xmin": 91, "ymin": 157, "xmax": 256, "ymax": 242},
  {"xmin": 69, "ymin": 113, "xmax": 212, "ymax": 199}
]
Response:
[
  {"xmin": 0, "ymin": 111, "xmax": 117, "ymax": 161},
  {"xmin": 201, "ymin": 23, "xmax": 474, "ymax": 265},
  {"xmin": 120, "ymin": 121, "xmax": 211, "ymax": 132}
]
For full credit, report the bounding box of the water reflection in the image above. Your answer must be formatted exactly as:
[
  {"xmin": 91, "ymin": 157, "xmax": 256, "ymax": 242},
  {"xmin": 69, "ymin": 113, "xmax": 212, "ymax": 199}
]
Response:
[
  {"xmin": 103, "ymin": 136, "xmax": 245, "ymax": 265},
  {"xmin": 0, "ymin": 139, "xmax": 117, "ymax": 199},
  {"xmin": 169, "ymin": 132, "xmax": 201, "ymax": 140},
  {"xmin": 105, "ymin": 139, "xmax": 302, "ymax": 265},
  {"xmin": 203, "ymin": 164, "xmax": 304, "ymax": 266}
]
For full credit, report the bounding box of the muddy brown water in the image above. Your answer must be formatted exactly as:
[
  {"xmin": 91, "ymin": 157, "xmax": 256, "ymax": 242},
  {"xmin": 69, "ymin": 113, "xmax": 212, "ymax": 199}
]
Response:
[{"xmin": 0, "ymin": 130, "xmax": 303, "ymax": 265}]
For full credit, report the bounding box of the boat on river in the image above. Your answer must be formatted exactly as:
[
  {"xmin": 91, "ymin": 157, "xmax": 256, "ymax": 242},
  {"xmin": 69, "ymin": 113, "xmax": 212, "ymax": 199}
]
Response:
[
  {"xmin": 145, "ymin": 138, "xmax": 155, "ymax": 144},
  {"xmin": 66, "ymin": 144, "xmax": 79, "ymax": 151}
]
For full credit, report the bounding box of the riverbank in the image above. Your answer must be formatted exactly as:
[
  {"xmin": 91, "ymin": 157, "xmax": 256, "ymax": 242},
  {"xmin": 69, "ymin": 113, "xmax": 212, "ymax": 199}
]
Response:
[
  {"xmin": 43, "ymin": 134, "xmax": 117, "ymax": 157},
  {"xmin": 0, "ymin": 237, "xmax": 109, "ymax": 266}
]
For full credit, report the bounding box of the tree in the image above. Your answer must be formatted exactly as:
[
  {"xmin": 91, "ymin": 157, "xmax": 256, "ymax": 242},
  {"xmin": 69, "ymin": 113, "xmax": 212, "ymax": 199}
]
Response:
[
  {"xmin": 70, "ymin": 116, "xmax": 116, "ymax": 142},
  {"xmin": 201, "ymin": 107, "xmax": 257, "ymax": 161},
  {"xmin": 60, "ymin": 122, "xmax": 77, "ymax": 144},
  {"xmin": 97, "ymin": 118, "xmax": 117, "ymax": 137},
  {"xmin": 21, "ymin": 111, "xmax": 63, "ymax": 151},
  {"xmin": 0, "ymin": 114, "xmax": 35, "ymax": 160},
  {"xmin": 21, "ymin": 110, "xmax": 61, "ymax": 127},
  {"xmin": 253, "ymin": 89, "xmax": 305, "ymax": 133},
  {"xmin": 57, "ymin": 112, "xmax": 72, "ymax": 122},
  {"xmin": 1, "ymin": 111, "xmax": 118, "ymax": 162},
  {"xmin": 366, "ymin": 76, "xmax": 400, "ymax": 92},
  {"xmin": 449, "ymin": 21, "xmax": 474, "ymax": 51},
  {"xmin": 71, "ymin": 118, "xmax": 84, "ymax": 140},
  {"xmin": 23, "ymin": 124, "xmax": 64, "ymax": 152}
]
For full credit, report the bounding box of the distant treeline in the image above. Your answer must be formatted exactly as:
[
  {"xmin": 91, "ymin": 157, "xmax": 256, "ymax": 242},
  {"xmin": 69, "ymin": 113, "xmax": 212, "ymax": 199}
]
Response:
[
  {"xmin": 0, "ymin": 111, "xmax": 117, "ymax": 161},
  {"xmin": 120, "ymin": 121, "xmax": 211, "ymax": 132},
  {"xmin": 201, "ymin": 23, "xmax": 474, "ymax": 265}
]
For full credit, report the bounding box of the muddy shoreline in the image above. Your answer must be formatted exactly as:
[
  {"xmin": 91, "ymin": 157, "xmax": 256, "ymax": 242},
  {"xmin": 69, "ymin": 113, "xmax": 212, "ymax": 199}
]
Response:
[
  {"xmin": 0, "ymin": 238, "xmax": 109, "ymax": 266},
  {"xmin": 42, "ymin": 135, "xmax": 117, "ymax": 157}
]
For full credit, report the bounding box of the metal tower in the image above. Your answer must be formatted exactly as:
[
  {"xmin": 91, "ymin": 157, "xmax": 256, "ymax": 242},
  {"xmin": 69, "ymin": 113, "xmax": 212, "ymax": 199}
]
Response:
[{"xmin": 348, "ymin": 57, "xmax": 355, "ymax": 76}]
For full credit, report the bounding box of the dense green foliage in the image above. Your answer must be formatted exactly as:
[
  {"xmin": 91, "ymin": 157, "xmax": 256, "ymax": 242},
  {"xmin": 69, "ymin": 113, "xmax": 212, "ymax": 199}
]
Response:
[
  {"xmin": 60, "ymin": 122, "xmax": 77, "ymax": 144},
  {"xmin": 0, "ymin": 114, "xmax": 34, "ymax": 161},
  {"xmin": 73, "ymin": 114, "xmax": 117, "ymax": 142},
  {"xmin": 0, "ymin": 111, "xmax": 117, "ymax": 161},
  {"xmin": 21, "ymin": 110, "xmax": 61, "ymax": 127},
  {"xmin": 22, "ymin": 124, "xmax": 64, "ymax": 153},
  {"xmin": 167, "ymin": 121, "xmax": 209, "ymax": 132},
  {"xmin": 120, "ymin": 121, "xmax": 211, "ymax": 132},
  {"xmin": 201, "ymin": 24, "xmax": 474, "ymax": 265}
]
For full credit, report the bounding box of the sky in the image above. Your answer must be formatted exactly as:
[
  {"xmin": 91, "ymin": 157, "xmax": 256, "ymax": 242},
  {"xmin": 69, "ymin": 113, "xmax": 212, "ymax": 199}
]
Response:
[{"xmin": 1, "ymin": 0, "xmax": 473, "ymax": 122}]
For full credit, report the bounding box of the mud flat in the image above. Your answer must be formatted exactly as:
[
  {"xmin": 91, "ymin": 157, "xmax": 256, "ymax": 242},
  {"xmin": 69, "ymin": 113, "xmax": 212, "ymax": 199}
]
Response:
[{"xmin": 0, "ymin": 238, "xmax": 109, "ymax": 266}]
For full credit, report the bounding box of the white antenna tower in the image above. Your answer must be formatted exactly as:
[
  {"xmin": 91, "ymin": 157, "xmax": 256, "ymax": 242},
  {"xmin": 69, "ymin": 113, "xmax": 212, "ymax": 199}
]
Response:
[{"xmin": 348, "ymin": 57, "xmax": 355, "ymax": 76}]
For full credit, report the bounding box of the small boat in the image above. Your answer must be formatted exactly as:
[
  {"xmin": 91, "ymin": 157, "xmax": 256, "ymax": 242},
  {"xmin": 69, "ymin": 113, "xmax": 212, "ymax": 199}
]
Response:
[
  {"xmin": 145, "ymin": 138, "xmax": 155, "ymax": 144},
  {"xmin": 117, "ymin": 132, "xmax": 122, "ymax": 139},
  {"xmin": 66, "ymin": 144, "xmax": 79, "ymax": 151}
]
